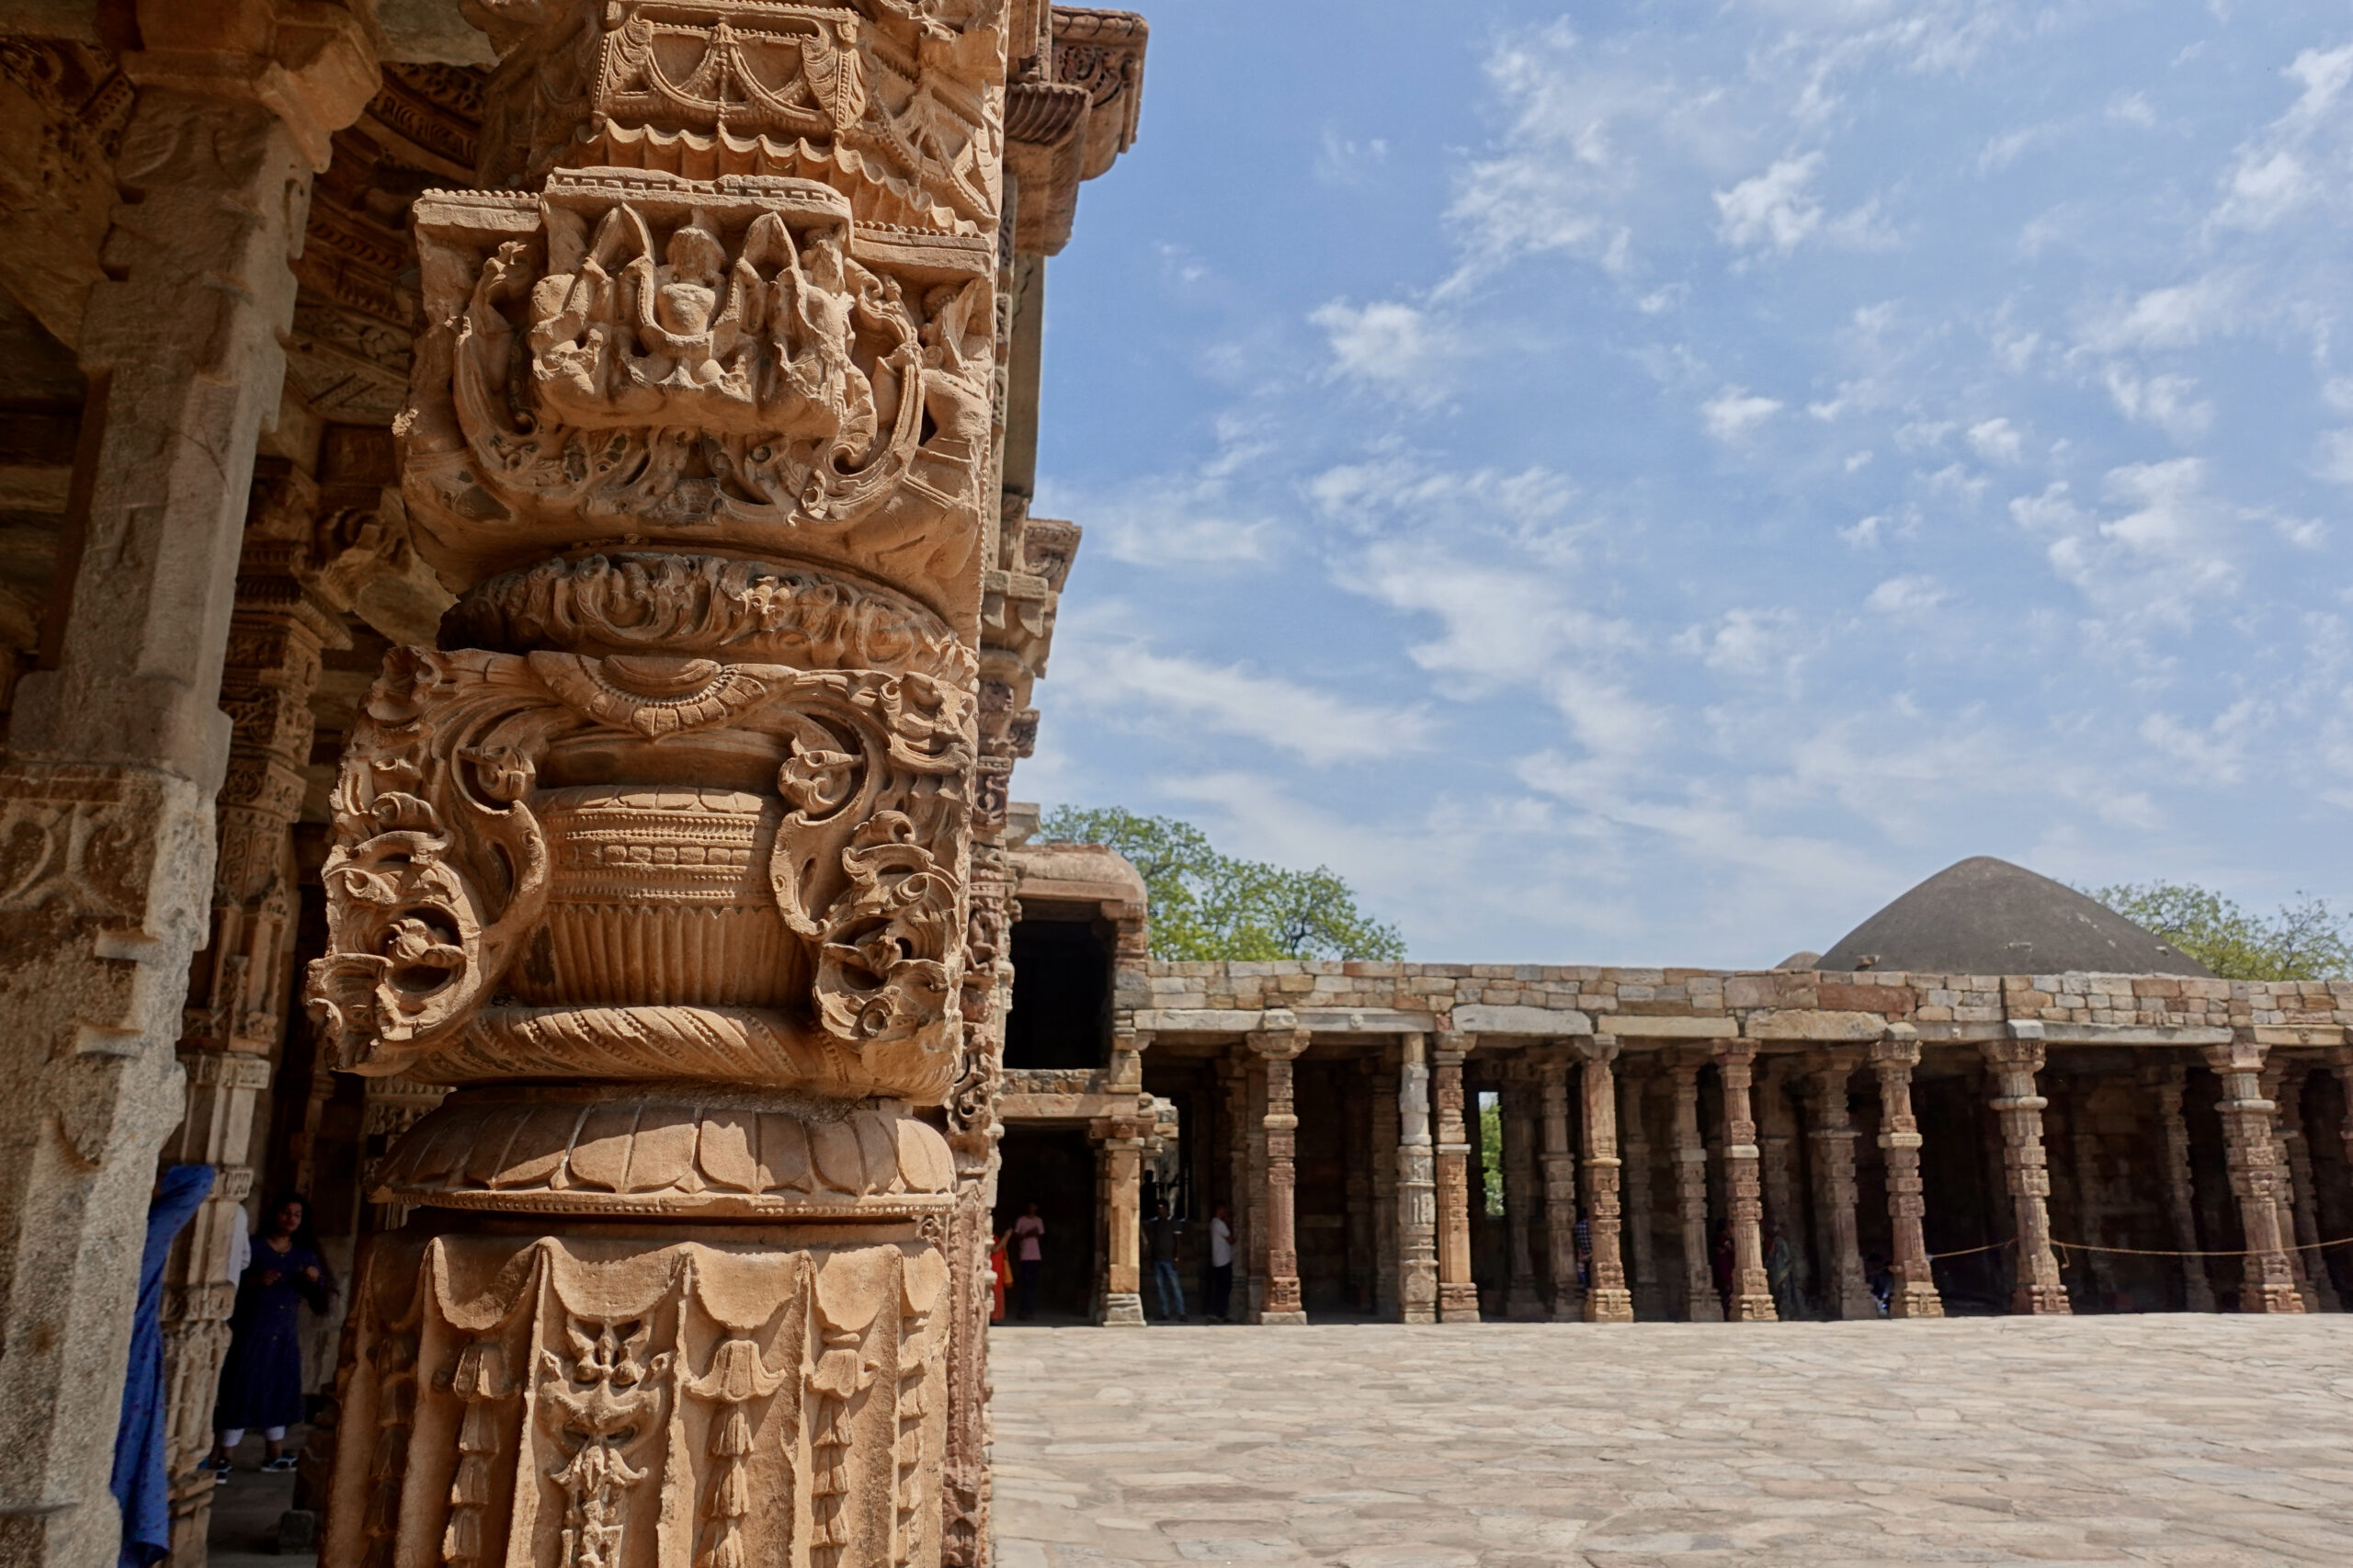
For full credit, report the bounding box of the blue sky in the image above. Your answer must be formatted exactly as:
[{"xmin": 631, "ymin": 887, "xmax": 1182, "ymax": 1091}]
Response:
[{"xmin": 1020, "ymin": 0, "xmax": 2353, "ymax": 967}]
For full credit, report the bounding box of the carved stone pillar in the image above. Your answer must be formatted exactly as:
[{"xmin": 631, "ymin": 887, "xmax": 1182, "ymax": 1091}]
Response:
[
  {"xmin": 1711, "ymin": 1042, "xmax": 1777, "ymax": 1322},
  {"xmin": 1093, "ymin": 1115, "xmax": 1145, "ymax": 1327},
  {"xmin": 1670, "ymin": 1053, "xmax": 1721, "ymax": 1322},
  {"xmin": 1433, "ymin": 1035, "xmax": 1479, "ymax": 1323},
  {"xmin": 1396, "ymin": 1033, "xmax": 1438, "ymax": 1324},
  {"xmin": 1501, "ymin": 1068, "xmax": 1543, "ymax": 1320},
  {"xmin": 1619, "ymin": 1063, "xmax": 1658, "ymax": 1317},
  {"xmin": 2063, "ymin": 1081, "xmax": 2120, "ymax": 1308},
  {"xmin": 2276, "ymin": 1062, "xmax": 2337, "ymax": 1311},
  {"xmin": 2203, "ymin": 1037, "xmax": 2304, "ymax": 1313},
  {"xmin": 1220, "ymin": 1049, "xmax": 1256, "ymax": 1319},
  {"xmin": 1535, "ymin": 1051, "xmax": 1582, "ymax": 1321},
  {"xmin": 160, "ymin": 463, "xmax": 353, "ymax": 1557},
  {"xmin": 2261, "ymin": 1060, "xmax": 2323, "ymax": 1312},
  {"xmin": 941, "ymin": 835, "xmax": 1010, "ymax": 1566},
  {"xmin": 2143, "ymin": 1062, "xmax": 2216, "ymax": 1312},
  {"xmin": 1981, "ymin": 1031, "xmax": 2072, "ymax": 1314},
  {"xmin": 1370, "ymin": 1049, "xmax": 1401, "ymax": 1320},
  {"xmin": 1574, "ymin": 1037, "xmax": 1632, "ymax": 1323},
  {"xmin": 308, "ymin": 7, "xmax": 1016, "ymax": 1564},
  {"xmin": 1249, "ymin": 1024, "xmax": 1309, "ymax": 1324},
  {"xmin": 0, "ymin": 14, "xmax": 376, "ymax": 1564},
  {"xmin": 1805, "ymin": 1050, "xmax": 1874, "ymax": 1320},
  {"xmin": 1757, "ymin": 1058, "xmax": 1806, "ymax": 1311},
  {"xmin": 1869, "ymin": 1032, "xmax": 1942, "ymax": 1319}
]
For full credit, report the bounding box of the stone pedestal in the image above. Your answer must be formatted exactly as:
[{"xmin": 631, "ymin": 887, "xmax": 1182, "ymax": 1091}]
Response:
[
  {"xmin": 1805, "ymin": 1050, "xmax": 1875, "ymax": 1321},
  {"xmin": 1433, "ymin": 1038, "xmax": 1479, "ymax": 1323},
  {"xmin": 1982, "ymin": 1032, "xmax": 2072, "ymax": 1315},
  {"xmin": 1575, "ymin": 1037, "xmax": 1633, "ymax": 1324},
  {"xmin": 1250, "ymin": 1025, "xmax": 1309, "ymax": 1324},
  {"xmin": 1396, "ymin": 1034, "xmax": 1438, "ymax": 1324},
  {"xmin": 1870, "ymin": 1032, "xmax": 1943, "ymax": 1319},
  {"xmin": 1712, "ymin": 1043, "xmax": 1777, "ymax": 1323},
  {"xmin": 1670, "ymin": 1055, "xmax": 1721, "ymax": 1323},
  {"xmin": 2203, "ymin": 1037, "xmax": 2304, "ymax": 1314}
]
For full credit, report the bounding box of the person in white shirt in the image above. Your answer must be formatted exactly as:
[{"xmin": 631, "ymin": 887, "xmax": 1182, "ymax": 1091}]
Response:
[{"xmin": 1207, "ymin": 1202, "xmax": 1234, "ymax": 1322}]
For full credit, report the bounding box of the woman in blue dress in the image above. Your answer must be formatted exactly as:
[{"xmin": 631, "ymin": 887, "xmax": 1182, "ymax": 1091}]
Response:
[{"xmin": 206, "ymin": 1196, "xmax": 333, "ymax": 1476}]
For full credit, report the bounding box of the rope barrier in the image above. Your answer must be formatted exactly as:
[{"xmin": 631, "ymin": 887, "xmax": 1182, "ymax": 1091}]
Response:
[{"xmin": 1927, "ymin": 1234, "xmax": 2353, "ymax": 1262}]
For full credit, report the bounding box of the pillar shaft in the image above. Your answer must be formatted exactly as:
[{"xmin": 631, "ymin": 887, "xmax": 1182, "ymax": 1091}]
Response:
[
  {"xmin": 1576, "ymin": 1038, "xmax": 1632, "ymax": 1323},
  {"xmin": 0, "ymin": 24, "xmax": 373, "ymax": 1559},
  {"xmin": 1670, "ymin": 1056, "xmax": 1721, "ymax": 1322},
  {"xmin": 1758, "ymin": 1059, "xmax": 1807, "ymax": 1312},
  {"xmin": 2145, "ymin": 1063, "xmax": 2217, "ymax": 1312},
  {"xmin": 1619, "ymin": 1066, "xmax": 1657, "ymax": 1316},
  {"xmin": 1870, "ymin": 1035, "xmax": 1942, "ymax": 1319},
  {"xmin": 1536, "ymin": 1052, "xmax": 1582, "ymax": 1321},
  {"xmin": 1252, "ymin": 1028, "xmax": 1309, "ymax": 1324},
  {"xmin": 2065, "ymin": 1084, "xmax": 2120, "ymax": 1305},
  {"xmin": 1097, "ymin": 1121, "xmax": 1145, "ymax": 1327},
  {"xmin": 1806, "ymin": 1050, "xmax": 1874, "ymax": 1320},
  {"xmin": 1433, "ymin": 1039, "xmax": 1479, "ymax": 1323},
  {"xmin": 1502, "ymin": 1073, "xmax": 1543, "ymax": 1320},
  {"xmin": 1981, "ymin": 1034, "xmax": 2072, "ymax": 1314},
  {"xmin": 2263, "ymin": 1061, "xmax": 2324, "ymax": 1312},
  {"xmin": 2277, "ymin": 1062, "xmax": 2337, "ymax": 1311},
  {"xmin": 1370, "ymin": 1053, "xmax": 1402, "ymax": 1321},
  {"xmin": 2204, "ymin": 1038, "xmax": 2304, "ymax": 1313},
  {"xmin": 1713, "ymin": 1043, "xmax": 1777, "ymax": 1322},
  {"xmin": 1397, "ymin": 1034, "xmax": 1438, "ymax": 1324}
]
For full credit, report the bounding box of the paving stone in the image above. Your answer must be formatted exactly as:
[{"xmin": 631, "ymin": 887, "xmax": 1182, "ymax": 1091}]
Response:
[{"xmin": 989, "ymin": 1317, "xmax": 2353, "ymax": 1566}]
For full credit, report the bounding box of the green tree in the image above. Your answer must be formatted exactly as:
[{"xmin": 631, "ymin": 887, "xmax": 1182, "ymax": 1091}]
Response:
[
  {"xmin": 1036, "ymin": 806, "xmax": 1406, "ymax": 961},
  {"xmin": 2086, "ymin": 881, "xmax": 2353, "ymax": 982}
]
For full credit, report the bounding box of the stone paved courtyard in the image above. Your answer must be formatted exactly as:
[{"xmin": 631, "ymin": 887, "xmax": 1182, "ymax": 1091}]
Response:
[{"xmin": 988, "ymin": 1317, "xmax": 2353, "ymax": 1568}]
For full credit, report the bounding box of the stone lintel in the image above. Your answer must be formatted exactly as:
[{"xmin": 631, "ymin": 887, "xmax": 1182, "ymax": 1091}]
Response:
[
  {"xmin": 1741, "ymin": 1009, "xmax": 1891, "ymax": 1042},
  {"xmin": 2034, "ymin": 1023, "xmax": 2234, "ymax": 1047},
  {"xmin": 997, "ymin": 1092, "xmax": 1134, "ymax": 1123},
  {"xmin": 2249, "ymin": 1025, "xmax": 2348, "ymax": 1048},
  {"xmin": 1599, "ymin": 1015, "xmax": 1738, "ymax": 1040},
  {"xmin": 1295, "ymin": 1007, "xmax": 1441, "ymax": 1034},
  {"xmin": 1449, "ymin": 1004, "xmax": 1593, "ymax": 1037},
  {"xmin": 1133, "ymin": 1008, "xmax": 1275, "ymax": 1034}
]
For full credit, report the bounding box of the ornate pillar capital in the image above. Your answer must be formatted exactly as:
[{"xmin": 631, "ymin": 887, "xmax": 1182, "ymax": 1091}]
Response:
[{"xmin": 124, "ymin": 0, "xmax": 381, "ymax": 169}]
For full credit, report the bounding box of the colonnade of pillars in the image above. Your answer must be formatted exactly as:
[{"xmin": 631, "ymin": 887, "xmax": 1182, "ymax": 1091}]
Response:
[{"xmin": 1094, "ymin": 1026, "xmax": 2347, "ymax": 1324}]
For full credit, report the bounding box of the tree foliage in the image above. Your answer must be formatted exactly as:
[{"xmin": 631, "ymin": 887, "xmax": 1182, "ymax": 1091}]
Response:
[
  {"xmin": 2086, "ymin": 881, "xmax": 2353, "ymax": 982},
  {"xmin": 1035, "ymin": 806, "xmax": 1406, "ymax": 961}
]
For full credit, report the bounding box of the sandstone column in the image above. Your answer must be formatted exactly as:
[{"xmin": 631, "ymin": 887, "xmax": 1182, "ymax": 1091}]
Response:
[
  {"xmin": 1574, "ymin": 1036, "xmax": 1634, "ymax": 1323},
  {"xmin": 1870, "ymin": 1031, "xmax": 1943, "ymax": 1319},
  {"xmin": 1620, "ymin": 1063, "xmax": 1658, "ymax": 1317},
  {"xmin": 2262, "ymin": 1060, "xmax": 2323, "ymax": 1312},
  {"xmin": 1982, "ymin": 1030, "xmax": 2072, "ymax": 1314},
  {"xmin": 2203, "ymin": 1036, "xmax": 2305, "ymax": 1313},
  {"xmin": 309, "ymin": 6, "xmax": 1014, "ymax": 1562},
  {"xmin": 2276, "ymin": 1062, "xmax": 2337, "ymax": 1311},
  {"xmin": 0, "ymin": 13, "xmax": 375, "ymax": 1564},
  {"xmin": 1397, "ymin": 1033, "xmax": 1438, "ymax": 1324},
  {"xmin": 1670, "ymin": 1052, "xmax": 1721, "ymax": 1322},
  {"xmin": 1095, "ymin": 1116, "xmax": 1146, "ymax": 1326},
  {"xmin": 1221, "ymin": 1049, "xmax": 1255, "ymax": 1318},
  {"xmin": 2063, "ymin": 1084, "xmax": 2120, "ymax": 1307},
  {"xmin": 1712, "ymin": 1042, "xmax": 1778, "ymax": 1322},
  {"xmin": 1502, "ymin": 1069, "xmax": 1544, "ymax": 1319},
  {"xmin": 1433, "ymin": 1033, "xmax": 1480, "ymax": 1322},
  {"xmin": 1758, "ymin": 1057, "xmax": 1807, "ymax": 1309},
  {"xmin": 1536, "ymin": 1050, "xmax": 1583, "ymax": 1321},
  {"xmin": 1371, "ymin": 1049, "xmax": 1402, "ymax": 1320},
  {"xmin": 1249, "ymin": 1023, "xmax": 1311, "ymax": 1324},
  {"xmin": 2143, "ymin": 1062, "xmax": 2217, "ymax": 1312},
  {"xmin": 1806, "ymin": 1050, "xmax": 1876, "ymax": 1320}
]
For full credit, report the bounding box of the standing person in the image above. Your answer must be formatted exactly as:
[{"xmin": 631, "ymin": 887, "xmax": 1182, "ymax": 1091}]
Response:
[
  {"xmin": 207, "ymin": 1197, "xmax": 333, "ymax": 1476},
  {"xmin": 1766, "ymin": 1220, "xmax": 1800, "ymax": 1321},
  {"xmin": 988, "ymin": 1228, "xmax": 1011, "ymax": 1324},
  {"xmin": 1207, "ymin": 1202, "xmax": 1234, "ymax": 1323},
  {"xmin": 1147, "ymin": 1203, "xmax": 1188, "ymax": 1322},
  {"xmin": 1011, "ymin": 1202, "xmax": 1045, "ymax": 1321},
  {"xmin": 113, "ymin": 1166, "xmax": 214, "ymax": 1567}
]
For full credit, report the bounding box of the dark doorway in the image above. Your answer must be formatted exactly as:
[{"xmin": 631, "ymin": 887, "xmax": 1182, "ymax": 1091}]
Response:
[
  {"xmin": 1917, "ymin": 1072, "xmax": 2007, "ymax": 1314},
  {"xmin": 994, "ymin": 1126, "xmax": 1098, "ymax": 1321},
  {"xmin": 1005, "ymin": 917, "xmax": 1109, "ymax": 1070}
]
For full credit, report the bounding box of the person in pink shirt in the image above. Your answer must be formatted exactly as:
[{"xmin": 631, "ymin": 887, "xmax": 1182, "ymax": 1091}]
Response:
[{"xmin": 1011, "ymin": 1202, "xmax": 1045, "ymax": 1320}]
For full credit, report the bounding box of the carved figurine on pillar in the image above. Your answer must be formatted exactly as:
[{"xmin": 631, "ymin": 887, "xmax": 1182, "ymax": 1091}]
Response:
[
  {"xmin": 1870, "ymin": 1029, "xmax": 1943, "ymax": 1319},
  {"xmin": 1981, "ymin": 1028, "xmax": 2073, "ymax": 1315},
  {"xmin": 1711, "ymin": 1042, "xmax": 1777, "ymax": 1323},
  {"xmin": 1574, "ymin": 1037, "xmax": 1634, "ymax": 1324},
  {"xmin": 1433, "ymin": 1034, "xmax": 1480, "ymax": 1323},
  {"xmin": 1248, "ymin": 1020, "xmax": 1310, "ymax": 1324},
  {"xmin": 2203, "ymin": 1035, "xmax": 2306, "ymax": 1314},
  {"xmin": 304, "ymin": 6, "xmax": 1016, "ymax": 1563}
]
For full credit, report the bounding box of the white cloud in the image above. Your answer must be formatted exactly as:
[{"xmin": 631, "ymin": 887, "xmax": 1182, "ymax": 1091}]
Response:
[
  {"xmin": 1701, "ymin": 385, "xmax": 1784, "ymax": 441},
  {"xmin": 1715, "ymin": 153, "xmax": 1825, "ymax": 252},
  {"xmin": 1312, "ymin": 299, "xmax": 1452, "ymax": 402},
  {"xmin": 1313, "ymin": 129, "xmax": 1389, "ymax": 187},
  {"xmin": 1866, "ymin": 575, "xmax": 1949, "ymax": 615},
  {"xmin": 1967, "ymin": 417, "xmax": 2024, "ymax": 463},
  {"xmin": 2079, "ymin": 273, "xmax": 2241, "ymax": 353},
  {"xmin": 2213, "ymin": 43, "xmax": 2353, "ymax": 231},
  {"xmin": 2100, "ymin": 369, "xmax": 2213, "ymax": 442}
]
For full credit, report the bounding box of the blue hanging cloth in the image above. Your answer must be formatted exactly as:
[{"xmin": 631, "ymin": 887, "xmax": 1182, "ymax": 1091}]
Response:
[{"xmin": 111, "ymin": 1165, "xmax": 215, "ymax": 1568}]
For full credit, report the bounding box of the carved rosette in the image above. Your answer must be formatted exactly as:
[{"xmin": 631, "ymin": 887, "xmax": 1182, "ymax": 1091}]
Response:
[{"xmin": 308, "ymin": 6, "xmax": 1007, "ymax": 1566}]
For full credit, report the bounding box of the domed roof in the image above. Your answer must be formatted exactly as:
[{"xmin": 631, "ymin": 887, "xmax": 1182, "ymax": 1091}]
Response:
[{"xmin": 1816, "ymin": 857, "xmax": 2213, "ymax": 977}]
